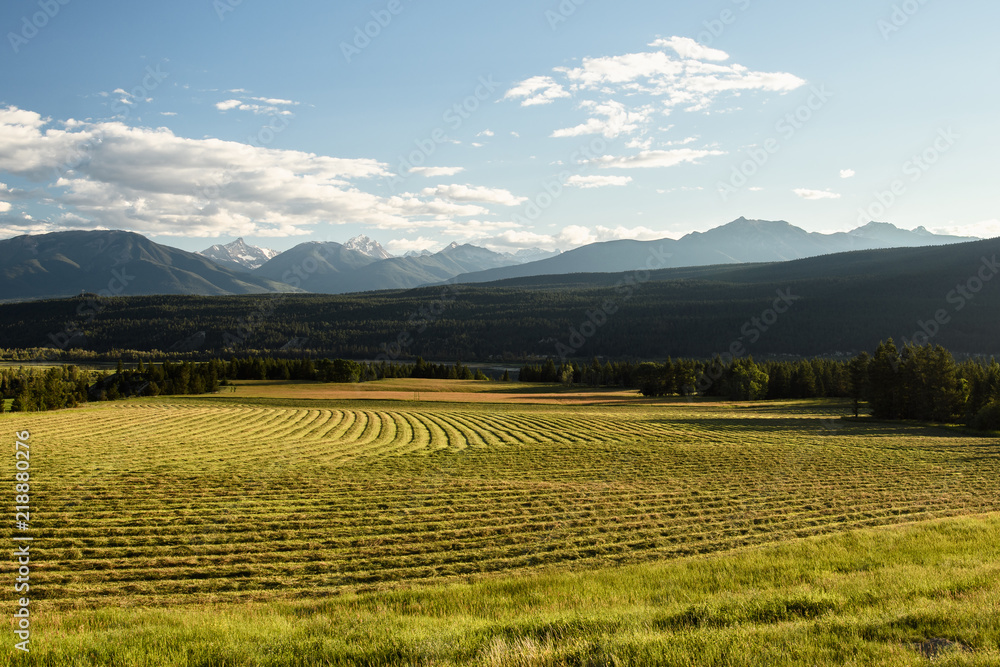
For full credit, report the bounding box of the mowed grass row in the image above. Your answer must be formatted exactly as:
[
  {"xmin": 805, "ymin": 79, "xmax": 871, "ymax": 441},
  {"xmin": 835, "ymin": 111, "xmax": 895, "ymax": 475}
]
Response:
[
  {"xmin": 8, "ymin": 513, "xmax": 1000, "ymax": 666},
  {"xmin": 3, "ymin": 397, "xmax": 999, "ymax": 609}
]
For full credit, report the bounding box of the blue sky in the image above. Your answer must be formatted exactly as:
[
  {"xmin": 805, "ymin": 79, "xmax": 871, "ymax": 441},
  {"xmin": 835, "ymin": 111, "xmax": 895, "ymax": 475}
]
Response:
[{"xmin": 0, "ymin": 0, "xmax": 996, "ymax": 254}]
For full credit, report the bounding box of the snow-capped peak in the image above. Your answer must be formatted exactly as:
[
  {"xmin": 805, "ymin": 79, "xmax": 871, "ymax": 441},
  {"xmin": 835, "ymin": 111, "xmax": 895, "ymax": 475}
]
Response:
[
  {"xmin": 199, "ymin": 238, "xmax": 279, "ymax": 270},
  {"xmin": 344, "ymin": 235, "xmax": 393, "ymax": 260}
]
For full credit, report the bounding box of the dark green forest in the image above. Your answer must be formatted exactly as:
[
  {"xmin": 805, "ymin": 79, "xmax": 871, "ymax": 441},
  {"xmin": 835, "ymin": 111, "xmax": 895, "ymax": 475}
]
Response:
[{"xmin": 1, "ymin": 267, "xmax": 999, "ymax": 362}]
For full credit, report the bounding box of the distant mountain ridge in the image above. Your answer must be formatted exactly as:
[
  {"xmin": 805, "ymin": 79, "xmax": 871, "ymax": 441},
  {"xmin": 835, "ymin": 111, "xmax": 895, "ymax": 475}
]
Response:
[
  {"xmin": 254, "ymin": 241, "xmax": 516, "ymax": 293},
  {"xmin": 452, "ymin": 218, "xmax": 978, "ymax": 284},
  {"xmin": 198, "ymin": 238, "xmax": 278, "ymax": 271},
  {"xmin": 0, "ymin": 220, "xmax": 979, "ymax": 301},
  {"xmin": 0, "ymin": 230, "xmax": 299, "ymax": 300}
]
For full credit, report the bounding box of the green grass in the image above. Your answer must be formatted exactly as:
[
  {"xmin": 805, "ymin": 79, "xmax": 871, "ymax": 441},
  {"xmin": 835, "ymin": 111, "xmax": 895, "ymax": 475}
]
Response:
[
  {"xmin": 7, "ymin": 514, "xmax": 1000, "ymax": 665},
  {"xmin": 2, "ymin": 390, "xmax": 999, "ymax": 664}
]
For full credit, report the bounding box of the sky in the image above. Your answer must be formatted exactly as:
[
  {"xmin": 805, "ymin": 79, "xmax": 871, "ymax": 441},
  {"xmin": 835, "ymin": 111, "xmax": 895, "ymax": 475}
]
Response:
[{"xmin": 0, "ymin": 0, "xmax": 997, "ymax": 255}]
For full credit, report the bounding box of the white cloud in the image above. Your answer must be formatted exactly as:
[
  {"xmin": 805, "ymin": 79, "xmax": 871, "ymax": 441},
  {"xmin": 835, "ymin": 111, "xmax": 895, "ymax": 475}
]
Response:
[
  {"xmin": 408, "ymin": 166, "xmax": 465, "ymax": 177},
  {"xmin": 596, "ymin": 148, "xmax": 726, "ymax": 169},
  {"xmin": 554, "ymin": 49, "xmax": 803, "ymax": 98},
  {"xmin": 386, "ymin": 236, "xmax": 439, "ymax": 254},
  {"xmin": 794, "ymin": 188, "xmax": 842, "ymax": 200},
  {"xmin": 566, "ymin": 175, "xmax": 633, "ymax": 189},
  {"xmin": 485, "ymin": 229, "xmax": 556, "ymax": 250},
  {"xmin": 840, "ymin": 169, "xmax": 856, "ymax": 179},
  {"xmin": 650, "ymin": 36, "xmax": 729, "ymax": 62},
  {"xmin": 508, "ymin": 37, "xmax": 805, "ymax": 141},
  {"xmin": 216, "ymin": 96, "xmax": 300, "ymax": 116},
  {"xmin": 0, "ymin": 201, "xmax": 10, "ymax": 213},
  {"xmin": 251, "ymin": 97, "xmax": 298, "ymax": 106},
  {"xmin": 929, "ymin": 220, "xmax": 997, "ymax": 239},
  {"xmin": 160, "ymin": 112, "xmax": 178, "ymax": 117},
  {"xmin": 552, "ymin": 100, "xmax": 651, "ymax": 139},
  {"xmin": 480, "ymin": 224, "xmax": 668, "ymax": 252},
  {"xmin": 419, "ymin": 184, "xmax": 527, "ymax": 207},
  {"xmin": 503, "ymin": 75, "xmax": 570, "ymax": 107},
  {"xmin": 0, "ymin": 106, "xmax": 514, "ymax": 238},
  {"xmin": 476, "ymin": 129, "xmax": 495, "ymax": 137},
  {"xmin": 555, "ymin": 224, "xmax": 667, "ymax": 248},
  {"xmin": 442, "ymin": 219, "xmax": 521, "ymax": 239}
]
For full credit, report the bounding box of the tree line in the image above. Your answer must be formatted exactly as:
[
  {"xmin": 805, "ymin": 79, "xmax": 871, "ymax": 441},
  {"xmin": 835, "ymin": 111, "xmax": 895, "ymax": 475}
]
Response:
[
  {"xmin": 8, "ymin": 344, "xmax": 1000, "ymax": 431},
  {"xmin": 0, "ymin": 357, "xmax": 491, "ymax": 413},
  {"xmin": 520, "ymin": 341, "xmax": 1000, "ymax": 430}
]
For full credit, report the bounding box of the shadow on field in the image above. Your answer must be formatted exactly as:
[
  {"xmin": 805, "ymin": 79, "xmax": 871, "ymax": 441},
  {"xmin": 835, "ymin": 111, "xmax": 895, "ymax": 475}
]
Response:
[{"xmin": 645, "ymin": 416, "xmax": 970, "ymax": 439}]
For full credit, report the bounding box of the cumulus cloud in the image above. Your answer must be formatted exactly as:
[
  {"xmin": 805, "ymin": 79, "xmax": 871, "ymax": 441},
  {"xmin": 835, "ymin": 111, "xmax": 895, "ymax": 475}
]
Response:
[
  {"xmin": 840, "ymin": 169, "xmax": 856, "ymax": 179},
  {"xmin": 215, "ymin": 95, "xmax": 300, "ymax": 116},
  {"xmin": 408, "ymin": 166, "xmax": 465, "ymax": 177},
  {"xmin": 484, "ymin": 229, "xmax": 556, "ymax": 250},
  {"xmin": 929, "ymin": 220, "xmax": 996, "ymax": 239},
  {"xmin": 507, "ymin": 36, "xmax": 805, "ymax": 149},
  {"xmin": 595, "ymin": 148, "xmax": 726, "ymax": 169},
  {"xmin": 550, "ymin": 47, "xmax": 803, "ymax": 100},
  {"xmin": 0, "ymin": 106, "xmax": 517, "ymax": 238},
  {"xmin": 503, "ymin": 75, "xmax": 570, "ymax": 106},
  {"xmin": 419, "ymin": 184, "xmax": 527, "ymax": 207},
  {"xmin": 386, "ymin": 236, "xmax": 439, "ymax": 254},
  {"xmin": 441, "ymin": 219, "xmax": 521, "ymax": 239},
  {"xmin": 552, "ymin": 100, "xmax": 651, "ymax": 139},
  {"xmin": 483, "ymin": 224, "xmax": 669, "ymax": 252},
  {"xmin": 650, "ymin": 36, "xmax": 729, "ymax": 62},
  {"xmin": 566, "ymin": 175, "xmax": 633, "ymax": 189},
  {"xmin": 794, "ymin": 188, "xmax": 842, "ymax": 200}
]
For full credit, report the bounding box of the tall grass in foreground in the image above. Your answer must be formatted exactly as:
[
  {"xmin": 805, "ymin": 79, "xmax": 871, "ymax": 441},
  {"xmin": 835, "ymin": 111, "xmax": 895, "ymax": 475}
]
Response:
[{"xmin": 7, "ymin": 513, "xmax": 1000, "ymax": 666}]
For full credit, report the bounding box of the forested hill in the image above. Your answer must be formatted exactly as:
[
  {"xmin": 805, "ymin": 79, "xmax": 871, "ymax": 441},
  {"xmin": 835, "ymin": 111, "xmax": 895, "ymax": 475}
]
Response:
[{"xmin": 1, "ymin": 238, "xmax": 999, "ymax": 360}]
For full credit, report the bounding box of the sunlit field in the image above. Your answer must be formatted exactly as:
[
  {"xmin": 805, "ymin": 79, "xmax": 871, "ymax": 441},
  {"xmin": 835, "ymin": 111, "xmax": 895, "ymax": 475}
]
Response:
[{"xmin": 3, "ymin": 380, "xmax": 999, "ymax": 665}]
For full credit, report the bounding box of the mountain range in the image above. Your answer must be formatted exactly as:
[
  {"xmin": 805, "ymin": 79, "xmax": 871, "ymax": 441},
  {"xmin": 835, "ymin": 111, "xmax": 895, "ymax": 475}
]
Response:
[
  {"xmin": 450, "ymin": 218, "xmax": 978, "ymax": 284},
  {"xmin": 4, "ymin": 235, "xmax": 1000, "ymax": 358},
  {"xmin": 0, "ymin": 220, "xmax": 979, "ymax": 301},
  {"xmin": 0, "ymin": 230, "xmax": 298, "ymax": 301}
]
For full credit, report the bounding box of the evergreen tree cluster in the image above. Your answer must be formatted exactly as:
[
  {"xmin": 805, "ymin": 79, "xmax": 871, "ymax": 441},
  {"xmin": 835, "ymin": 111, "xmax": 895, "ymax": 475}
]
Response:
[
  {"xmin": 519, "ymin": 356, "xmax": 848, "ymax": 401},
  {"xmin": 0, "ymin": 356, "xmax": 493, "ymax": 414},
  {"xmin": 0, "ymin": 366, "xmax": 91, "ymax": 413},
  {"xmin": 520, "ymin": 343, "xmax": 1000, "ymax": 431}
]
